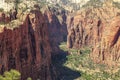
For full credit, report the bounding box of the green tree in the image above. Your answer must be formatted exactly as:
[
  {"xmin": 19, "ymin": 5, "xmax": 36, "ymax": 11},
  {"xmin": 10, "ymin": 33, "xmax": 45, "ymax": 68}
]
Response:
[
  {"xmin": 0, "ymin": 69, "xmax": 21, "ymax": 80},
  {"xmin": 0, "ymin": 69, "xmax": 32, "ymax": 80},
  {"xmin": 0, "ymin": 75, "xmax": 5, "ymax": 80},
  {"xmin": 4, "ymin": 69, "xmax": 21, "ymax": 80},
  {"xmin": 14, "ymin": 0, "xmax": 20, "ymax": 9},
  {"xmin": 27, "ymin": 77, "xmax": 32, "ymax": 80}
]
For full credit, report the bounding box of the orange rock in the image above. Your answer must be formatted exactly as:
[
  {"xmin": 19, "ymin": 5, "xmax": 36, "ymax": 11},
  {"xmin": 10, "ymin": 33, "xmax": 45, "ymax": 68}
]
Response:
[
  {"xmin": 91, "ymin": 16, "xmax": 120, "ymax": 66},
  {"xmin": 67, "ymin": 6, "xmax": 120, "ymax": 66}
]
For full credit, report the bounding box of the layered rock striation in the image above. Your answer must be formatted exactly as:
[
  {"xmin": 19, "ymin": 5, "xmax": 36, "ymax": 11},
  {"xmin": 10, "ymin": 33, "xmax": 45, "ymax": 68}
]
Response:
[
  {"xmin": 0, "ymin": 7, "xmax": 55, "ymax": 80},
  {"xmin": 91, "ymin": 16, "xmax": 120, "ymax": 65},
  {"xmin": 67, "ymin": 2, "xmax": 120, "ymax": 65}
]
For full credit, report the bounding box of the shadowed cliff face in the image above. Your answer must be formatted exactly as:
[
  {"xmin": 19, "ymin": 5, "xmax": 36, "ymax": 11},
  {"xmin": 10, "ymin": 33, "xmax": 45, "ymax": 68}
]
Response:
[
  {"xmin": 0, "ymin": 9, "xmax": 55, "ymax": 80},
  {"xmin": 67, "ymin": 4, "xmax": 120, "ymax": 66},
  {"xmin": 44, "ymin": 9, "xmax": 68, "ymax": 55}
]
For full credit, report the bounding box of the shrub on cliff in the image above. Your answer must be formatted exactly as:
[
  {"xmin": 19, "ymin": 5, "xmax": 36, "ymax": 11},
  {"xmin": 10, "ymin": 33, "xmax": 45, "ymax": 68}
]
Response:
[
  {"xmin": 0, "ymin": 69, "xmax": 21, "ymax": 80},
  {"xmin": 0, "ymin": 8, "xmax": 4, "ymax": 12},
  {"xmin": 27, "ymin": 77, "xmax": 32, "ymax": 80},
  {"xmin": 0, "ymin": 69, "xmax": 32, "ymax": 80}
]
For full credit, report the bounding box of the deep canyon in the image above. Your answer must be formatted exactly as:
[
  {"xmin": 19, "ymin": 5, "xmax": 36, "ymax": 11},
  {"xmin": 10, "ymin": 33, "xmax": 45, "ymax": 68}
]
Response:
[{"xmin": 0, "ymin": 0, "xmax": 120, "ymax": 80}]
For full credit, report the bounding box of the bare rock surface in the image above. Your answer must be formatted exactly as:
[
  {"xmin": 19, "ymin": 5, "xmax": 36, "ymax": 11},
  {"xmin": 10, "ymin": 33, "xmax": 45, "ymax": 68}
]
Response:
[
  {"xmin": 0, "ymin": 7, "xmax": 55, "ymax": 80},
  {"xmin": 67, "ymin": 2, "xmax": 120, "ymax": 66}
]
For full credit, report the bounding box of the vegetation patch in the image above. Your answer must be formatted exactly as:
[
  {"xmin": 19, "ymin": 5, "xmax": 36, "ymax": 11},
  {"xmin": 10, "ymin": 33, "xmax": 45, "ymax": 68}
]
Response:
[
  {"xmin": 58, "ymin": 42, "xmax": 120, "ymax": 80},
  {"xmin": 0, "ymin": 8, "xmax": 4, "ymax": 12},
  {"xmin": 0, "ymin": 69, "xmax": 32, "ymax": 80}
]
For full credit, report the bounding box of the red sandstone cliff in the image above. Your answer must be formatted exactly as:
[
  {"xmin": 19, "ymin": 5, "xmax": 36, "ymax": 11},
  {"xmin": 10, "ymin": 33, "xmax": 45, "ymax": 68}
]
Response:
[
  {"xmin": 0, "ymin": 8, "xmax": 54, "ymax": 80},
  {"xmin": 67, "ymin": 4, "xmax": 120, "ymax": 65},
  {"xmin": 91, "ymin": 16, "xmax": 120, "ymax": 66}
]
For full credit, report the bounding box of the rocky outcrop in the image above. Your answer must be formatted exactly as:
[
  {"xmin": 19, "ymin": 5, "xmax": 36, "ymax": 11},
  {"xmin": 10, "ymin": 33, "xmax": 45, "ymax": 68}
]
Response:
[
  {"xmin": 67, "ymin": 8, "xmax": 104, "ymax": 48},
  {"xmin": 0, "ymin": 8, "xmax": 55, "ymax": 80},
  {"xmin": 67, "ymin": 2, "xmax": 120, "ymax": 66}
]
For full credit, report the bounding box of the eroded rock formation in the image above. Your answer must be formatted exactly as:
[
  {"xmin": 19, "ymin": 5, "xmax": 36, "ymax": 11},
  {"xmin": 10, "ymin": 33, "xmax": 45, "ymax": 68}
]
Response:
[
  {"xmin": 0, "ymin": 7, "xmax": 55, "ymax": 80},
  {"xmin": 67, "ymin": 2, "xmax": 120, "ymax": 66},
  {"xmin": 91, "ymin": 16, "xmax": 120, "ymax": 66}
]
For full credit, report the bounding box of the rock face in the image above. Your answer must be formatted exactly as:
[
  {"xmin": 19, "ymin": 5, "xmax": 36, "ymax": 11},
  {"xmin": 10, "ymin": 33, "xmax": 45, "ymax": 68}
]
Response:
[
  {"xmin": 91, "ymin": 16, "xmax": 120, "ymax": 66},
  {"xmin": 67, "ymin": 8, "xmax": 104, "ymax": 48},
  {"xmin": 44, "ymin": 8, "xmax": 68, "ymax": 55},
  {"xmin": 67, "ymin": 2, "xmax": 120, "ymax": 65},
  {"xmin": 0, "ymin": 9, "xmax": 54, "ymax": 80}
]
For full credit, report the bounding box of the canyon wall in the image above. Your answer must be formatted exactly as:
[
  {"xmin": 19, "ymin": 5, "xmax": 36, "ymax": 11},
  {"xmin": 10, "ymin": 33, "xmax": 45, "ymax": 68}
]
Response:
[
  {"xmin": 67, "ymin": 4, "xmax": 120, "ymax": 66},
  {"xmin": 43, "ymin": 7, "xmax": 68, "ymax": 55},
  {"xmin": 0, "ymin": 8, "xmax": 55, "ymax": 80},
  {"xmin": 91, "ymin": 16, "xmax": 120, "ymax": 66}
]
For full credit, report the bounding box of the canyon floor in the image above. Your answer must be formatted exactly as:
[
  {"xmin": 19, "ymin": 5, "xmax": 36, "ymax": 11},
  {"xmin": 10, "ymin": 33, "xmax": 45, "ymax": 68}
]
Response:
[{"xmin": 52, "ymin": 42, "xmax": 120, "ymax": 80}]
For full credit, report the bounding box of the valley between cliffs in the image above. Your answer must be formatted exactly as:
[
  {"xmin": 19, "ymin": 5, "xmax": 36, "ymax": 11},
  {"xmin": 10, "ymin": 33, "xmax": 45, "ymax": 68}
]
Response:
[{"xmin": 0, "ymin": 0, "xmax": 120, "ymax": 80}]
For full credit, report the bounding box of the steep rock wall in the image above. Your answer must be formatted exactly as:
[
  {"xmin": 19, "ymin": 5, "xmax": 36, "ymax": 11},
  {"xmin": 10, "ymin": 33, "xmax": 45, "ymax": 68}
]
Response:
[
  {"xmin": 0, "ymin": 9, "xmax": 54, "ymax": 80},
  {"xmin": 44, "ymin": 9, "xmax": 68, "ymax": 55},
  {"xmin": 91, "ymin": 16, "xmax": 120, "ymax": 66},
  {"xmin": 67, "ymin": 5, "xmax": 120, "ymax": 65}
]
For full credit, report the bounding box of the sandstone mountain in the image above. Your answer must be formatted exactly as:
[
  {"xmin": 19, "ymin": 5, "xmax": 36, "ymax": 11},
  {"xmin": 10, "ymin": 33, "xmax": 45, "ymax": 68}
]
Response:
[
  {"xmin": 0, "ymin": 4, "xmax": 57, "ymax": 80},
  {"xmin": 67, "ymin": 0, "xmax": 120, "ymax": 66},
  {"xmin": 0, "ymin": 0, "xmax": 69, "ymax": 79},
  {"xmin": 0, "ymin": 0, "xmax": 120, "ymax": 80}
]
